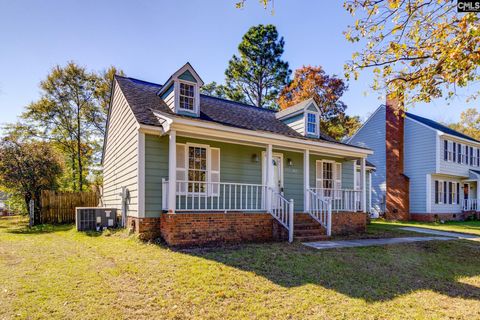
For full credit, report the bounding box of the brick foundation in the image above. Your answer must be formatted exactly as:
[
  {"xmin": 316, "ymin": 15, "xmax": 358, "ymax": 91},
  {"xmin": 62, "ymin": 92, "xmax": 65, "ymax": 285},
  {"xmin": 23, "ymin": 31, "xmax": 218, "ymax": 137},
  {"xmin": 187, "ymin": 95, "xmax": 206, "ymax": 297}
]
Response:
[
  {"xmin": 411, "ymin": 212, "xmax": 478, "ymax": 222},
  {"xmin": 126, "ymin": 216, "xmax": 161, "ymax": 241},
  {"xmin": 128, "ymin": 211, "xmax": 367, "ymax": 245},
  {"xmin": 385, "ymin": 94, "xmax": 410, "ymax": 221},
  {"xmin": 160, "ymin": 212, "xmax": 286, "ymax": 247},
  {"xmin": 331, "ymin": 212, "xmax": 367, "ymax": 235}
]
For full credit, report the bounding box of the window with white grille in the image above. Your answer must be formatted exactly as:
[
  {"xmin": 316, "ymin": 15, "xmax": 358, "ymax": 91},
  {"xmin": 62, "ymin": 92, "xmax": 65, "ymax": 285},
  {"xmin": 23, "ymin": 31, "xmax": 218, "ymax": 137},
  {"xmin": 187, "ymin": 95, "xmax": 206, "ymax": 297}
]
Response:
[{"xmin": 179, "ymin": 82, "xmax": 195, "ymax": 111}]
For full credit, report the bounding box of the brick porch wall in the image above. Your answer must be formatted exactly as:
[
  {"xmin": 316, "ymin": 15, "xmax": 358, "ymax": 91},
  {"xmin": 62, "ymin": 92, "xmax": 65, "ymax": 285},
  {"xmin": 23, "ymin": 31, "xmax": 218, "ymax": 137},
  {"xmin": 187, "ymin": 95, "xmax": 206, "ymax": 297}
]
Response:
[
  {"xmin": 331, "ymin": 212, "xmax": 367, "ymax": 235},
  {"xmin": 126, "ymin": 216, "xmax": 161, "ymax": 241},
  {"xmin": 160, "ymin": 212, "xmax": 288, "ymax": 247}
]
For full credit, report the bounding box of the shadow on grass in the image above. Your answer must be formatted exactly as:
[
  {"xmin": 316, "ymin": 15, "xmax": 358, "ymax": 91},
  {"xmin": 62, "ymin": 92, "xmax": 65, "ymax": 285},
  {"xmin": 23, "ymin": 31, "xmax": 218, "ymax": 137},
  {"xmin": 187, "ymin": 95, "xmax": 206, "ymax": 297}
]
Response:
[{"xmin": 184, "ymin": 239, "xmax": 480, "ymax": 302}]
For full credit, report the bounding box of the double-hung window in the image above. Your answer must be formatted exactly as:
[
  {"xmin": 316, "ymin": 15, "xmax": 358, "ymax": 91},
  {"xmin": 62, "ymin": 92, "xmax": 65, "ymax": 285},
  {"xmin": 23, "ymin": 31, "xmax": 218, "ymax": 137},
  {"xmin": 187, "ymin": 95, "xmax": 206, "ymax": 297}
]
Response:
[
  {"xmin": 457, "ymin": 143, "xmax": 462, "ymax": 164},
  {"xmin": 444, "ymin": 140, "xmax": 448, "ymax": 161},
  {"xmin": 179, "ymin": 82, "xmax": 195, "ymax": 111},
  {"xmin": 188, "ymin": 146, "xmax": 207, "ymax": 193},
  {"xmin": 435, "ymin": 180, "xmax": 446, "ymax": 204},
  {"xmin": 306, "ymin": 112, "xmax": 318, "ymax": 135},
  {"xmin": 316, "ymin": 161, "xmax": 342, "ymax": 199}
]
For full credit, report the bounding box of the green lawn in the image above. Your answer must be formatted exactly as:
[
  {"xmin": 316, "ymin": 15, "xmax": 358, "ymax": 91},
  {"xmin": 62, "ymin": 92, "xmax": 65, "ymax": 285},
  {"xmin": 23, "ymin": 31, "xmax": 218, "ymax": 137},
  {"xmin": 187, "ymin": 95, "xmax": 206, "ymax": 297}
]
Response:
[
  {"xmin": 1, "ymin": 216, "xmax": 480, "ymax": 319},
  {"xmin": 374, "ymin": 219, "xmax": 480, "ymax": 236}
]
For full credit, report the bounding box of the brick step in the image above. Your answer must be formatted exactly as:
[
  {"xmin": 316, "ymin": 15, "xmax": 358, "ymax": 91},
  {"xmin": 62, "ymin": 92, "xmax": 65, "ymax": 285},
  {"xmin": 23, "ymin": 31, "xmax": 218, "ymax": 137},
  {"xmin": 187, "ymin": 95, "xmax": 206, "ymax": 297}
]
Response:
[
  {"xmin": 295, "ymin": 235, "xmax": 331, "ymax": 242},
  {"xmin": 294, "ymin": 228, "xmax": 326, "ymax": 237},
  {"xmin": 294, "ymin": 217, "xmax": 318, "ymax": 223},
  {"xmin": 294, "ymin": 223, "xmax": 324, "ymax": 231}
]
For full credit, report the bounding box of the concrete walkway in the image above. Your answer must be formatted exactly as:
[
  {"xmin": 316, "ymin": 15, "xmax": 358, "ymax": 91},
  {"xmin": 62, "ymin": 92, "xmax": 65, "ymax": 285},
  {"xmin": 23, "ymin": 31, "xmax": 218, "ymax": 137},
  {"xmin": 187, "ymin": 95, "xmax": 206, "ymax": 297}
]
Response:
[
  {"xmin": 303, "ymin": 236, "xmax": 453, "ymax": 250},
  {"xmin": 399, "ymin": 227, "xmax": 480, "ymax": 239}
]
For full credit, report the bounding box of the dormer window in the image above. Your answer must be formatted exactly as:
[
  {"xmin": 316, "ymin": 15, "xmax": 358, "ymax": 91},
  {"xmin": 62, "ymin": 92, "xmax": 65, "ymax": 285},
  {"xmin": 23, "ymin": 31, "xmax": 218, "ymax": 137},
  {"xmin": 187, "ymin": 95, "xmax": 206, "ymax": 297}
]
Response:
[
  {"xmin": 179, "ymin": 82, "xmax": 195, "ymax": 111},
  {"xmin": 306, "ymin": 112, "xmax": 318, "ymax": 135},
  {"xmin": 275, "ymin": 98, "xmax": 321, "ymax": 138},
  {"xmin": 157, "ymin": 62, "xmax": 204, "ymax": 117}
]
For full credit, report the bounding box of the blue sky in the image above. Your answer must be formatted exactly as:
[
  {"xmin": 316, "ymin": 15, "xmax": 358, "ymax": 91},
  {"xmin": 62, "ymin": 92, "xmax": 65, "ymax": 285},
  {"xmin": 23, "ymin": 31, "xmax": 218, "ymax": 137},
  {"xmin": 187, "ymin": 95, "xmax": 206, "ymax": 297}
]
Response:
[{"xmin": 0, "ymin": 0, "xmax": 477, "ymax": 128}]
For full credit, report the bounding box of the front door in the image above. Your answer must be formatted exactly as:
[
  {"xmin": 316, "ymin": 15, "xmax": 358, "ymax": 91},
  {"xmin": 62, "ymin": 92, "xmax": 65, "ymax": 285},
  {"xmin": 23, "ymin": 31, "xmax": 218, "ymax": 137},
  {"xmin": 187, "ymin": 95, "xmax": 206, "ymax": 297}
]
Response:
[
  {"xmin": 464, "ymin": 184, "xmax": 470, "ymax": 201},
  {"xmin": 272, "ymin": 155, "xmax": 283, "ymax": 194}
]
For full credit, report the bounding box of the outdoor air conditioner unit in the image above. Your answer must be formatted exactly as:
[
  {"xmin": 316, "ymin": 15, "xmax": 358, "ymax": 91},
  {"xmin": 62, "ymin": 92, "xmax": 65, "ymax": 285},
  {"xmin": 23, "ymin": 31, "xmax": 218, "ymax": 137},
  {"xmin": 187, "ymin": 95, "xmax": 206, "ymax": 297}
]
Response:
[{"xmin": 76, "ymin": 207, "xmax": 119, "ymax": 231}]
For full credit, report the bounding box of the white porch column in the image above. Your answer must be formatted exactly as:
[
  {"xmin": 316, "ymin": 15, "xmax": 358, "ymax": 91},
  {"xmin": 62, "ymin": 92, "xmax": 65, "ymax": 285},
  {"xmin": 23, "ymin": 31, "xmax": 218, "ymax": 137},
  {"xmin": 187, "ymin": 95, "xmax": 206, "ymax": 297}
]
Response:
[
  {"xmin": 304, "ymin": 149, "xmax": 310, "ymax": 212},
  {"xmin": 361, "ymin": 157, "xmax": 367, "ymax": 213},
  {"xmin": 168, "ymin": 130, "xmax": 176, "ymax": 213},
  {"xmin": 265, "ymin": 144, "xmax": 273, "ymax": 211}
]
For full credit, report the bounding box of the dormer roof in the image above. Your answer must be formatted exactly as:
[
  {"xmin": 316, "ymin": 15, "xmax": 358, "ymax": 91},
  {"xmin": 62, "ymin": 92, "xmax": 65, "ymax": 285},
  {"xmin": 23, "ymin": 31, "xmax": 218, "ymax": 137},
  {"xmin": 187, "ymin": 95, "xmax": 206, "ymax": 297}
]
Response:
[
  {"xmin": 157, "ymin": 62, "xmax": 204, "ymax": 96},
  {"xmin": 275, "ymin": 98, "xmax": 319, "ymax": 120}
]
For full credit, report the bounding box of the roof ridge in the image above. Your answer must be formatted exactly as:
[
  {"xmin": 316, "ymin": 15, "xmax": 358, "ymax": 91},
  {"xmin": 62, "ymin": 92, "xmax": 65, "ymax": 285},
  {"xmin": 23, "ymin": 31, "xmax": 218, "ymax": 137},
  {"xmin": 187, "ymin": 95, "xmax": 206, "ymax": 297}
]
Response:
[
  {"xmin": 200, "ymin": 93, "xmax": 276, "ymax": 112},
  {"xmin": 115, "ymin": 75, "xmax": 162, "ymax": 87}
]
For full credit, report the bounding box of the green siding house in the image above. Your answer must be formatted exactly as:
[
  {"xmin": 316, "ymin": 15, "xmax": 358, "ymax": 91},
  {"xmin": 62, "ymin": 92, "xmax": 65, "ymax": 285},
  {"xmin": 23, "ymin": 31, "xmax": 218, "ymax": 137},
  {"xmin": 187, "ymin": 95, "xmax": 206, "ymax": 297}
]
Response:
[{"xmin": 102, "ymin": 63, "xmax": 374, "ymax": 246}]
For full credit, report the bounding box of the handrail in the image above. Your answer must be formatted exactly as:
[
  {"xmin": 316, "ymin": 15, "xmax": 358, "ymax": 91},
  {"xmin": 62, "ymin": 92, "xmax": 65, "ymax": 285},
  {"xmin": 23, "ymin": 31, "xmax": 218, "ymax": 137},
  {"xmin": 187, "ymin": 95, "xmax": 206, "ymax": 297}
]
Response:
[
  {"xmin": 268, "ymin": 187, "xmax": 294, "ymax": 243},
  {"xmin": 307, "ymin": 188, "xmax": 332, "ymax": 236}
]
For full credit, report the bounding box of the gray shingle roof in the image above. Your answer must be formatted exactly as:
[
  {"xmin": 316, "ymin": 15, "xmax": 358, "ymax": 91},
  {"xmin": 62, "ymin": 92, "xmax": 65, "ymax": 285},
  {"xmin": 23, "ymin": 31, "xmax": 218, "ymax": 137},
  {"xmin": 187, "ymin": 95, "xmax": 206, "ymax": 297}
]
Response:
[
  {"xmin": 406, "ymin": 112, "xmax": 480, "ymax": 143},
  {"xmin": 114, "ymin": 75, "xmax": 369, "ymax": 149}
]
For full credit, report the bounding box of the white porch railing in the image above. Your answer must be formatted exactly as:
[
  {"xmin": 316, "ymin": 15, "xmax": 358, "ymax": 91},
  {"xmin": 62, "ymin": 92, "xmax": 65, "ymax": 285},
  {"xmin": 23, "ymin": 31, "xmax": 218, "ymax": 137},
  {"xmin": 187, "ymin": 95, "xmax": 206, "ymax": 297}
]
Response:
[
  {"xmin": 307, "ymin": 189, "xmax": 332, "ymax": 236},
  {"xmin": 310, "ymin": 188, "xmax": 362, "ymax": 212},
  {"xmin": 463, "ymin": 199, "xmax": 479, "ymax": 211},
  {"xmin": 267, "ymin": 187, "xmax": 294, "ymax": 243},
  {"xmin": 163, "ymin": 180, "xmax": 267, "ymax": 211}
]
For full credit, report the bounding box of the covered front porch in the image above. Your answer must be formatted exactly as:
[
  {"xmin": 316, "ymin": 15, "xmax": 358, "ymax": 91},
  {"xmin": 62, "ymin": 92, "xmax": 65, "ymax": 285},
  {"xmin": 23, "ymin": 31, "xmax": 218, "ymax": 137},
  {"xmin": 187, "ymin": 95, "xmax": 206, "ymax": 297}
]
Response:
[
  {"xmin": 462, "ymin": 170, "xmax": 480, "ymax": 212},
  {"xmin": 154, "ymin": 128, "xmax": 371, "ymax": 242}
]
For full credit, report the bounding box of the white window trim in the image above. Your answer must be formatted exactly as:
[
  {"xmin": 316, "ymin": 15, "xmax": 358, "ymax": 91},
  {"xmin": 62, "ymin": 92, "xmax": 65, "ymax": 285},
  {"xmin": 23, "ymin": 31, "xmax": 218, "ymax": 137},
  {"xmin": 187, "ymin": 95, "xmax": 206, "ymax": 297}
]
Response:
[
  {"xmin": 305, "ymin": 112, "xmax": 319, "ymax": 137},
  {"xmin": 177, "ymin": 80, "xmax": 197, "ymax": 112},
  {"xmin": 175, "ymin": 142, "xmax": 220, "ymax": 196}
]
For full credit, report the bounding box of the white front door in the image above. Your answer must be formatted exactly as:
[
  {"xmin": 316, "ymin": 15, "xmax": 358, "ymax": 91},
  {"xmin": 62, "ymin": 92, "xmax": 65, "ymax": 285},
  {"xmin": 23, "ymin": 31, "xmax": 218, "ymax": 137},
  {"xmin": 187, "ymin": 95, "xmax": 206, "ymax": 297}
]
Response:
[
  {"xmin": 262, "ymin": 153, "xmax": 284, "ymax": 194},
  {"xmin": 272, "ymin": 155, "xmax": 283, "ymax": 194}
]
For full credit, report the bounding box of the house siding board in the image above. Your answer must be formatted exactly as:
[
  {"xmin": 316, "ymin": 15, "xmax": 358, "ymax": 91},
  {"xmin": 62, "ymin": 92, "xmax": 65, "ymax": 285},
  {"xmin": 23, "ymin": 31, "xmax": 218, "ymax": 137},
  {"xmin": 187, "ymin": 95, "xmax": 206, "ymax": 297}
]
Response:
[
  {"xmin": 178, "ymin": 70, "xmax": 197, "ymax": 83},
  {"xmin": 277, "ymin": 149, "xmax": 304, "ymax": 212},
  {"xmin": 281, "ymin": 113, "xmax": 305, "ymax": 135},
  {"xmin": 404, "ymin": 118, "xmax": 437, "ymax": 213},
  {"xmin": 144, "ymin": 134, "xmax": 168, "ymax": 218},
  {"xmin": 102, "ymin": 82, "xmax": 139, "ymax": 217},
  {"xmin": 176, "ymin": 136, "xmax": 264, "ymax": 185},
  {"xmin": 349, "ymin": 106, "xmax": 386, "ymax": 213}
]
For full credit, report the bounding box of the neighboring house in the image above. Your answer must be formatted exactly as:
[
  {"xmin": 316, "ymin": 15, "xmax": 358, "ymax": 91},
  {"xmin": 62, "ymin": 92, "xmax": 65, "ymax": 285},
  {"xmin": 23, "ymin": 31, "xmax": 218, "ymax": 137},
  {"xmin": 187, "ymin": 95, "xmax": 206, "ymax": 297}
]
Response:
[
  {"xmin": 102, "ymin": 63, "xmax": 374, "ymax": 246},
  {"xmin": 349, "ymin": 97, "xmax": 480, "ymax": 221}
]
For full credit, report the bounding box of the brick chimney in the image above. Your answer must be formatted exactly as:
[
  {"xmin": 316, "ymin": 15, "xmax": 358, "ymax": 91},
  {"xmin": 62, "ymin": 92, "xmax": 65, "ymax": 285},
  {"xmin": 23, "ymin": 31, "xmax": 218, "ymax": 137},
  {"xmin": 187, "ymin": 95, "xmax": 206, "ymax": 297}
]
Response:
[{"xmin": 385, "ymin": 93, "xmax": 410, "ymax": 220}]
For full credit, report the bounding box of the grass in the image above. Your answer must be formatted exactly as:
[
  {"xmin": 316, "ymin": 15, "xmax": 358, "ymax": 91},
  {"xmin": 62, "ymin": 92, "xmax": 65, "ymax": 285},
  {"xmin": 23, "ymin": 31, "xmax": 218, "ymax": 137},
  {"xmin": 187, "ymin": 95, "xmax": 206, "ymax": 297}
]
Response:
[
  {"xmin": 374, "ymin": 219, "xmax": 480, "ymax": 236},
  {"xmin": 1, "ymin": 216, "xmax": 480, "ymax": 319}
]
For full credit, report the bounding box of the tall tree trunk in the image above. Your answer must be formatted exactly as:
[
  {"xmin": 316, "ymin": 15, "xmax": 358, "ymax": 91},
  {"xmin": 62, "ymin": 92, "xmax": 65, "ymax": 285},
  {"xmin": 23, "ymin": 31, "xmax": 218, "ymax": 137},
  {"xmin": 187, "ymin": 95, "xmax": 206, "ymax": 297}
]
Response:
[
  {"xmin": 77, "ymin": 107, "xmax": 83, "ymax": 191},
  {"xmin": 71, "ymin": 152, "xmax": 77, "ymax": 191}
]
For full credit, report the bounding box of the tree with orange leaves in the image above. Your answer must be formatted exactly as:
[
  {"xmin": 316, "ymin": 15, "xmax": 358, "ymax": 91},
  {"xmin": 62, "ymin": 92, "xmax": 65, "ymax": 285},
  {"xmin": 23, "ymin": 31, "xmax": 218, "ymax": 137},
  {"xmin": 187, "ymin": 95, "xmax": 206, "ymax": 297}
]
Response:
[{"xmin": 278, "ymin": 65, "xmax": 361, "ymax": 140}]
